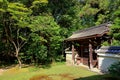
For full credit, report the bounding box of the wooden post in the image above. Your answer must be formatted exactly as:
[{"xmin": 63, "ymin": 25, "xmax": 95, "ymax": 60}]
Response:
[
  {"xmin": 62, "ymin": 41, "xmax": 66, "ymax": 58},
  {"xmin": 89, "ymin": 43, "xmax": 93, "ymax": 69},
  {"xmin": 72, "ymin": 45, "xmax": 75, "ymax": 65},
  {"xmin": 81, "ymin": 45, "xmax": 83, "ymax": 64}
]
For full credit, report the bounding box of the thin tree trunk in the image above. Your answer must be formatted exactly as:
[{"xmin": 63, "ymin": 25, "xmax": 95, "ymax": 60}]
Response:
[
  {"xmin": 16, "ymin": 56, "xmax": 22, "ymax": 68},
  {"xmin": 16, "ymin": 50, "xmax": 22, "ymax": 68}
]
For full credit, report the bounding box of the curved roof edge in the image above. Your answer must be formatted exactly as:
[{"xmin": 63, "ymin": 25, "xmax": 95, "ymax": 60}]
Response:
[{"xmin": 65, "ymin": 22, "xmax": 112, "ymax": 41}]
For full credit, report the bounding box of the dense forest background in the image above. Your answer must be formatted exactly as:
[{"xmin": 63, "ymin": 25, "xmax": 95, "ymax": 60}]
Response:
[{"xmin": 0, "ymin": 0, "xmax": 120, "ymax": 68}]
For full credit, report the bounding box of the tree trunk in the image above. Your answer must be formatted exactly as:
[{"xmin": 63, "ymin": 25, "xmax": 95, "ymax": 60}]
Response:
[
  {"xmin": 16, "ymin": 56, "xmax": 22, "ymax": 68},
  {"xmin": 16, "ymin": 50, "xmax": 22, "ymax": 68}
]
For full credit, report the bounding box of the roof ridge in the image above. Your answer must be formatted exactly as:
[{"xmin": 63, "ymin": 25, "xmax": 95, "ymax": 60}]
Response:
[
  {"xmin": 73, "ymin": 22, "xmax": 110, "ymax": 34},
  {"xmin": 65, "ymin": 22, "xmax": 112, "ymax": 41}
]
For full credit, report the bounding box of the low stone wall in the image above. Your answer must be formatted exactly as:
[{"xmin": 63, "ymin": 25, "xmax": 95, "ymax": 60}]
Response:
[{"xmin": 97, "ymin": 53, "xmax": 120, "ymax": 72}]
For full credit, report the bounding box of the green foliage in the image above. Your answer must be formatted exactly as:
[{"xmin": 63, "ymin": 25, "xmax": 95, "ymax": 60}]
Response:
[
  {"xmin": 111, "ymin": 40, "xmax": 120, "ymax": 46},
  {"xmin": 31, "ymin": 0, "xmax": 49, "ymax": 15},
  {"xmin": 108, "ymin": 61, "xmax": 120, "ymax": 76},
  {"xmin": 102, "ymin": 40, "xmax": 120, "ymax": 46},
  {"xmin": 21, "ymin": 15, "xmax": 63, "ymax": 64},
  {"xmin": 55, "ymin": 55, "xmax": 65, "ymax": 62},
  {"xmin": 0, "ymin": 0, "xmax": 120, "ymax": 66},
  {"xmin": 49, "ymin": 0, "xmax": 82, "ymax": 37},
  {"xmin": 25, "ymin": 43, "xmax": 48, "ymax": 64},
  {"xmin": 110, "ymin": 6, "xmax": 120, "ymax": 41}
]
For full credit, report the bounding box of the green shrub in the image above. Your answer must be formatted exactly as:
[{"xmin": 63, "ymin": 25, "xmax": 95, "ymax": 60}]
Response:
[
  {"xmin": 55, "ymin": 55, "xmax": 65, "ymax": 62},
  {"xmin": 108, "ymin": 61, "xmax": 120, "ymax": 76}
]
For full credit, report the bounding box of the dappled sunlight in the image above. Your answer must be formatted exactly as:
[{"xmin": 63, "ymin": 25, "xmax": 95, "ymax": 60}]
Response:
[{"xmin": 4, "ymin": 65, "xmax": 28, "ymax": 74}]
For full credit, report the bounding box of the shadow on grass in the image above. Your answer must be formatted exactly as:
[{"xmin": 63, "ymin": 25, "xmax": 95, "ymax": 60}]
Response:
[
  {"xmin": 29, "ymin": 73, "xmax": 74, "ymax": 80},
  {"xmin": 21, "ymin": 61, "xmax": 52, "ymax": 69},
  {"xmin": 30, "ymin": 74, "xmax": 120, "ymax": 80},
  {"xmin": 0, "ymin": 63, "xmax": 52, "ymax": 71},
  {"xmin": 74, "ymin": 74, "xmax": 120, "ymax": 80},
  {"xmin": 41, "ymin": 63, "xmax": 51, "ymax": 69}
]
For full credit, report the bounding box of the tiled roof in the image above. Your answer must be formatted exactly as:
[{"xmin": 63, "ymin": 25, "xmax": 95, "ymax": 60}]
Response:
[
  {"xmin": 66, "ymin": 22, "xmax": 111, "ymax": 41},
  {"xmin": 97, "ymin": 46, "xmax": 120, "ymax": 54}
]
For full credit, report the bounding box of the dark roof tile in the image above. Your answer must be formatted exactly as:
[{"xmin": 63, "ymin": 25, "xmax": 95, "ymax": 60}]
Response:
[
  {"xmin": 97, "ymin": 46, "xmax": 120, "ymax": 54},
  {"xmin": 66, "ymin": 22, "xmax": 111, "ymax": 41}
]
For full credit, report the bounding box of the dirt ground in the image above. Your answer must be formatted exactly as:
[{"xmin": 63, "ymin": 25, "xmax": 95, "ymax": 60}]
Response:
[{"xmin": 0, "ymin": 69, "xmax": 5, "ymax": 75}]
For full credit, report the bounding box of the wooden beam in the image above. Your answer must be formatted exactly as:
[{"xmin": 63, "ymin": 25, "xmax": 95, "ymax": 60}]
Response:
[{"xmin": 89, "ymin": 43, "xmax": 93, "ymax": 69}]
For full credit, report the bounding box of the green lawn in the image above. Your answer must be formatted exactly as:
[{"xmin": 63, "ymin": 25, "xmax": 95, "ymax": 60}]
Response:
[{"xmin": 0, "ymin": 63, "xmax": 116, "ymax": 80}]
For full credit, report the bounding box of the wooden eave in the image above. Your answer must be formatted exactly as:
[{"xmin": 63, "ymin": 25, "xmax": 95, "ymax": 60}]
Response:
[
  {"xmin": 66, "ymin": 30, "xmax": 109, "ymax": 41},
  {"xmin": 65, "ymin": 22, "xmax": 111, "ymax": 41}
]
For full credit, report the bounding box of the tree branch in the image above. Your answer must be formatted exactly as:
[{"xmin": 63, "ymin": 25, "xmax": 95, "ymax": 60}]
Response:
[
  {"xmin": 19, "ymin": 41, "xmax": 27, "ymax": 50},
  {"xmin": 17, "ymin": 29, "xmax": 20, "ymax": 48}
]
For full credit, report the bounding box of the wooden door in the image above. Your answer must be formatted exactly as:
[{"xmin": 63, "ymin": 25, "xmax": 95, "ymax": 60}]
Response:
[{"xmin": 82, "ymin": 46, "xmax": 89, "ymax": 66}]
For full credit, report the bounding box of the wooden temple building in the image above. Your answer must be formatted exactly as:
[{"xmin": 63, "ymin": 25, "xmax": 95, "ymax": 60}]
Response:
[{"xmin": 65, "ymin": 22, "xmax": 112, "ymax": 69}]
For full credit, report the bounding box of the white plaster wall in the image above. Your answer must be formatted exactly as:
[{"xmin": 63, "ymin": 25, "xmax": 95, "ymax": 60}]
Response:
[
  {"xmin": 66, "ymin": 54, "xmax": 72, "ymax": 61},
  {"xmin": 98, "ymin": 54, "xmax": 120, "ymax": 72},
  {"xmin": 66, "ymin": 53, "xmax": 73, "ymax": 65}
]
